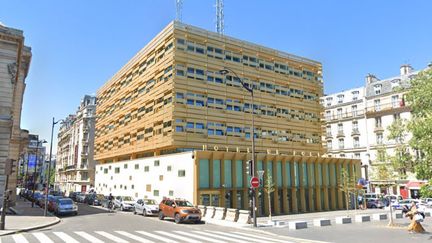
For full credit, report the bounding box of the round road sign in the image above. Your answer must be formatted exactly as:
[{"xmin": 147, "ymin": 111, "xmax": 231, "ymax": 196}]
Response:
[{"xmin": 250, "ymin": 177, "xmax": 259, "ymax": 188}]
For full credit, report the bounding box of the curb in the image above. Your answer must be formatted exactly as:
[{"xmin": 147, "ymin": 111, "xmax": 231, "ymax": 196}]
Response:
[{"xmin": 0, "ymin": 217, "xmax": 61, "ymax": 236}]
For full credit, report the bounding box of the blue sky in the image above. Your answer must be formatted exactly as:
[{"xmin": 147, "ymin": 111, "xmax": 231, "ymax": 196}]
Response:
[{"xmin": 1, "ymin": 0, "xmax": 432, "ymax": 149}]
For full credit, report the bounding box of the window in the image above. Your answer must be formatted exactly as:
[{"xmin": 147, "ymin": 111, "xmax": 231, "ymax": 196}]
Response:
[
  {"xmin": 352, "ymin": 121, "xmax": 358, "ymax": 130},
  {"xmin": 325, "ymin": 111, "xmax": 331, "ymax": 119},
  {"xmin": 187, "ymin": 99, "xmax": 194, "ymax": 105},
  {"xmin": 167, "ymin": 165, "xmax": 172, "ymax": 171},
  {"xmin": 374, "ymin": 99, "xmax": 381, "ymax": 111},
  {"xmin": 337, "ymin": 108, "xmax": 343, "ymax": 119},
  {"xmin": 327, "ymin": 140, "xmax": 332, "ymax": 150},
  {"xmin": 153, "ymin": 190, "xmax": 159, "ymax": 196},
  {"xmin": 178, "ymin": 170, "xmax": 186, "ymax": 177},
  {"xmin": 354, "ymin": 153, "xmax": 361, "ymax": 159},
  {"xmin": 326, "ymin": 97, "xmax": 333, "ymax": 107},
  {"xmin": 134, "ymin": 164, "xmax": 139, "ymax": 170},
  {"xmin": 154, "ymin": 160, "xmax": 160, "ymax": 166},
  {"xmin": 352, "ymin": 105, "xmax": 358, "ymax": 116},
  {"xmin": 103, "ymin": 168, "xmax": 108, "ymax": 174},
  {"xmin": 144, "ymin": 166, "xmax": 149, "ymax": 172},
  {"xmin": 196, "ymin": 123, "xmax": 205, "ymax": 129},
  {"xmin": 354, "ymin": 137, "xmax": 360, "ymax": 148},
  {"xmin": 352, "ymin": 91, "xmax": 359, "ymax": 101},
  {"xmin": 186, "ymin": 122, "xmax": 194, "ymax": 129},
  {"xmin": 375, "ymin": 117, "xmax": 382, "ymax": 128},
  {"xmin": 376, "ymin": 133, "xmax": 383, "ymax": 144},
  {"xmin": 115, "ymin": 167, "xmax": 120, "ymax": 174},
  {"xmin": 196, "ymin": 100, "xmax": 205, "ymax": 107},
  {"xmin": 124, "ymin": 164, "xmax": 128, "ymax": 169},
  {"xmin": 393, "ymin": 113, "xmax": 400, "ymax": 121},
  {"xmin": 338, "ymin": 123, "xmax": 343, "ymax": 132},
  {"xmin": 326, "ymin": 126, "xmax": 331, "ymax": 136},
  {"xmin": 208, "ymin": 129, "xmax": 214, "ymax": 135},
  {"xmin": 374, "ymin": 84, "xmax": 382, "ymax": 95},
  {"xmin": 338, "ymin": 138, "xmax": 344, "ymax": 149},
  {"xmin": 392, "ymin": 95, "xmax": 399, "ymax": 108},
  {"xmin": 215, "ymin": 129, "xmax": 224, "ymax": 136},
  {"xmin": 337, "ymin": 94, "xmax": 344, "ymax": 104},
  {"xmin": 169, "ymin": 190, "xmax": 174, "ymax": 196}
]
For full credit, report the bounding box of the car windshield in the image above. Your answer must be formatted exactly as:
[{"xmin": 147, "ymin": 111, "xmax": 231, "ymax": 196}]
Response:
[
  {"xmin": 123, "ymin": 196, "xmax": 133, "ymax": 201},
  {"xmin": 96, "ymin": 194, "xmax": 105, "ymax": 199},
  {"xmin": 175, "ymin": 200, "xmax": 193, "ymax": 207},
  {"xmin": 59, "ymin": 199, "xmax": 73, "ymax": 205},
  {"xmin": 144, "ymin": 199, "xmax": 157, "ymax": 205}
]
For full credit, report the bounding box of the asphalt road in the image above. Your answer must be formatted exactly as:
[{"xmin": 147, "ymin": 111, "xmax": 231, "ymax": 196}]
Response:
[{"xmin": 0, "ymin": 203, "xmax": 312, "ymax": 243}]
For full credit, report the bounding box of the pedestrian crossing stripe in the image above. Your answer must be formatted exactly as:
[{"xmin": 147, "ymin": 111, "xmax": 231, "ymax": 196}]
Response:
[{"xmin": 0, "ymin": 230, "xmax": 294, "ymax": 243}]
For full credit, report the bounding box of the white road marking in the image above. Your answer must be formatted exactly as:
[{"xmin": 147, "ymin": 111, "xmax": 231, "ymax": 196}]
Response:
[
  {"xmin": 33, "ymin": 232, "xmax": 54, "ymax": 243},
  {"xmin": 173, "ymin": 231, "xmax": 225, "ymax": 243},
  {"xmin": 12, "ymin": 234, "xmax": 28, "ymax": 243},
  {"xmin": 155, "ymin": 231, "xmax": 201, "ymax": 243},
  {"xmin": 234, "ymin": 231, "xmax": 293, "ymax": 243},
  {"xmin": 136, "ymin": 231, "xmax": 179, "ymax": 243},
  {"xmin": 95, "ymin": 231, "xmax": 129, "ymax": 243},
  {"xmin": 74, "ymin": 231, "xmax": 105, "ymax": 243},
  {"xmin": 192, "ymin": 231, "xmax": 248, "ymax": 243},
  {"xmin": 53, "ymin": 232, "xmax": 80, "ymax": 243},
  {"xmin": 206, "ymin": 230, "xmax": 280, "ymax": 243},
  {"xmin": 115, "ymin": 231, "xmax": 154, "ymax": 243}
]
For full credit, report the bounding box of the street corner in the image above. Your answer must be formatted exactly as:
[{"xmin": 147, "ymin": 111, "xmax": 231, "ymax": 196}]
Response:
[{"xmin": 0, "ymin": 216, "xmax": 61, "ymax": 236}]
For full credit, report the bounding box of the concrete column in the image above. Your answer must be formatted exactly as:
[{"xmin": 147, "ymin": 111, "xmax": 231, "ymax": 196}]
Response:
[
  {"xmin": 273, "ymin": 160, "xmax": 280, "ymax": 215},
  {"xmin": 315, "ymin": 160, "xmax": 322, "ymax": 211},
  {"xmin": 336, "ymin": 162, "xmax": 344, "ymax": 210}
]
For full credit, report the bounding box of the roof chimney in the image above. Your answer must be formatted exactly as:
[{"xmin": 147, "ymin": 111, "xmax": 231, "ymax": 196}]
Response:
[
  {"xmin": 365, "ymin": 73, "xmax": 378, "ymax": 84},
  {"xmin": 400, "ymin": 64, "xmax": 413, "ymax": 76}
]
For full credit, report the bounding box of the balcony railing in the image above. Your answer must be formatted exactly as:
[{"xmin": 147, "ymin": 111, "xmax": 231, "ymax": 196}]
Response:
[
  {"xmin": 337, "ymin": 130, "xmax": 345, "ymax": 137},
  {"xmin": 65, "ymin": 164, "xmax": 76, "ymax": 171},
  {"xmin": 351, "ymin": 128, "xmax": 360, "ymax": 136},
  {"xmin": 366, "ymin": 100, "xmax": 408, "ymax": 114},
  {"xmin": 325, "ymin": 110, "xmax": 365, "ymax": 121}
]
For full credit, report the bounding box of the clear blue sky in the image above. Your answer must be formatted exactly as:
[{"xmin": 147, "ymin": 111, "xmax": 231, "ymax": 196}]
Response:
[{"xmin": 1, "ymin": 0, "xmax": 432, "ymax": 150}]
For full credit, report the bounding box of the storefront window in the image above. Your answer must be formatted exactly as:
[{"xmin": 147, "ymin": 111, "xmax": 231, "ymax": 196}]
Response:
[
  {"xmin": 224, "ymin": 160, "xmax": 232, "ymax": 188},
  {"xmin": 235, "ymin": 160, "xmax": 243, "ymax": 188},
  {"xmin": 199, "ymin": 159, "xmax": 209, "ymax": 188},
  {"xmin": 213, "ymin": 160, "xmax": 221, "ymax": 188},
  {"xmin": 277, "ymin": 161, "xmax": 282, "ymax": 187},
  {"xmin": 286, "ymin": 162, "xmax": 291, "ymax": 187}
]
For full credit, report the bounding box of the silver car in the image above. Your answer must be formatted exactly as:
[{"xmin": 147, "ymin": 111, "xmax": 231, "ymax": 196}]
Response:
[
  {"xmin": 134, "ymin": 199, "xmax": 159, "ymax": 216},
  {"xmin": 114, "ymin": 196, "xmax": 135, "ymax": 211},
  {"xmin": 55, "ymin": 198, "xmax": 78, "ymax": 216}
]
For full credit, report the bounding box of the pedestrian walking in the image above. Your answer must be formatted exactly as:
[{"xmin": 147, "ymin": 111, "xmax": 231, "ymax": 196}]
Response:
[
  {"xmin": 358, "ymin": 195, "xmax": 364, "ymax": 210},
  {"xmin": 406, "ymin": 202, "xmax": 425, "ymax": 233}
]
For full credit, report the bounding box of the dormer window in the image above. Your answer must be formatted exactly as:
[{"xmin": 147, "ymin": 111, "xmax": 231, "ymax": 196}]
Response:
[
  {"xmin": 374, "ymin": 84, "xmax": 382, "ymax": 95},
  {"xmin": 337, "ymin": 94, "xmax": 344, "ymax": 104},
  {"xmin": 326, "ymin": 97, "xmax": 333, "ymax": 107},
  {"xmin": 352, "ymin": 91, "xmax": 360, "ymax": 101},
  {"xmin": 391, "ymin": 79, "xmax": 400, "ymax": 89}
]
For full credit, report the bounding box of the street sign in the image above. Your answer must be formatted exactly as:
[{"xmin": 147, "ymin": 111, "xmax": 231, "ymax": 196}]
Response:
[{"xmin": 250, "ymin": 177, "xmax": 259, "ymax": 188}]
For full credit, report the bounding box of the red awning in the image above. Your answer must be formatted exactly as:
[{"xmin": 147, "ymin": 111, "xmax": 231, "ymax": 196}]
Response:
[{"xmin": 406, "ymin": 181, "xmax": 424, "ymax": 188}]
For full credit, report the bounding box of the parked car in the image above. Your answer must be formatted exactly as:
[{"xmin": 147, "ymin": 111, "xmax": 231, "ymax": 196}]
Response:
[
  {"xmin": 47, "ymin": 195, "xmax": 64, "ymax": 211},
  {"xmin": 421, "ymin": 198, "xmax": 432, "ymax": 207},
  {"xmin": 364, "ymin": 193, "xmax": 382, "ymax": 201},
  {"xmin": 134, "ymin": 199, "xmax": 159, "ymax": 216},
  {"xmin": 84, "ymin": 193, "xmax": 94, "ymax": 204},
  {"xmin": 366, "ymin": 198, "xmax": 385, "ymax": 209},
  {"xmin": 54, "ymin": 198, "xmax": 78, "ymax": 216},
  {"xmin": 100, "ymin": 196, "xmax": 110, "ymax": 208},
  {"xmin": 87, "ymin": 194, "xmax": 105, "ymax": 206},
  {"xmin": 32, "ymin": 192, "xmax": 44, "ymax": 205},
  {"xmin": 69, "ymin": 192, "xmax": 81, "ymax": 201},
  {"xmin": 392, "ymin": 199, "xmax": 419, "ymax": 210},
  {"xmin": 76, "ymin": 193, "xmax": 87, "ymax": 203},
  {"xmin": 114, "ymin": 196, "xmax": 135, "ymax": 211},
  {"xmin": 158, "ymin": 198, "xmax": 201, "ymax": 224}
]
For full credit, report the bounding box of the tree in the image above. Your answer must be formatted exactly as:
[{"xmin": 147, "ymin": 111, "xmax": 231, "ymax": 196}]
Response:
[
  {"xmin": 420, "ymin": 179, "xmax": 432, "ymax": 198},
  {"xmin": 372, "ymin": 146, "xmax": 395, "ymax": 181},
  {"xmin": 405, "ymin": 67, "xmax": 432, "ymax": 180},
  {"xmin": 263, "ymin": 170, "xmax": 275, "ymax": 221},
  {"xmin": 387, "ymin": 118, "xmax": 412, "ymax": 179},
  {"xmin": 338, "ymin": 168, "xmax": 357, "ymax": 214}
]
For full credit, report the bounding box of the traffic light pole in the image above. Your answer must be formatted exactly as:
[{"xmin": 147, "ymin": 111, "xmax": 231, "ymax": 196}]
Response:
[{"xmin": 250, "ymin": 91, "xmax": 257, "ymax": 227}]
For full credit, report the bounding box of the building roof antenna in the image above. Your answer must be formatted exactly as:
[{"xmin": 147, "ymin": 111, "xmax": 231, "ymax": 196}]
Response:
[
  {"xmin": 175, "ymin": 0, "xmax": 183, "ymax": 22},
  {"xmin": 216, "ymin": 0, "xmax": 224, "ymax": 35}
]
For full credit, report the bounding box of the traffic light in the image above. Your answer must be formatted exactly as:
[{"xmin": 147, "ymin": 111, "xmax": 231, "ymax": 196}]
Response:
[
  {"xmin": 248, "ymin": 188, "xmax": 255, "ymax": 198},
  {"xmin": 245, "ymin": 160, "xmax": 253, "ymax": 176}
]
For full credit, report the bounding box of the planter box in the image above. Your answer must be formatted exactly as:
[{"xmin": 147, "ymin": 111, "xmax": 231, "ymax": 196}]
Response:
[
  {"xmin": 355, "ymin": 215, "xmax": 371, "ymax": 223},
  {"xmin": 335, "ymin": 216, "xmax": 352, "ymax": 224},
  {"xmin": 372, "ymin": 213, "xmax": 388, "ymax": 221},
  {"xmin": 288, "ymin": 221, "xmax": 307, "ymax": 230},
  {"xmin": 313, "ymin": 218, "xmax": 331, "ymax": 227}
]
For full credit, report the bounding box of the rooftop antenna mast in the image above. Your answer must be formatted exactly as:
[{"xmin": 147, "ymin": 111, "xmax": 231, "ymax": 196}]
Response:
[
  {"xmin": 175, "ymin": 0, "xmax": 183, "ymax": 22},
  {"xmin": 216, "ymin": 0, "xmax": 224, "ymax": 35}
]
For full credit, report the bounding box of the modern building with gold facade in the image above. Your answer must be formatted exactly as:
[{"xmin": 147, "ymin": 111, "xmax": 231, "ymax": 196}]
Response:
[{"xmin": 94, "ymin": 21, "xmax": 359, "ymax": 215}]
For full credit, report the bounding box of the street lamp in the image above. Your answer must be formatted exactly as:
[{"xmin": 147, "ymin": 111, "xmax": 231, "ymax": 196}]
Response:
[
  {"xmin": 44, "ymin": 117, "xmax": 63, "ymax": 216},
  {"xmin": 219, "ymin": 67, "xmax": 257, "ymax": 227},
  {"xmin": 31, "ymin": 139, "xmax": 47, "ymax": 207}
]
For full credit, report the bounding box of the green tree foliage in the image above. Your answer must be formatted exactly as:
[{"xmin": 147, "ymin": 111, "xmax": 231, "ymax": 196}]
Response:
[
  {"xmin": 372, "ymin": 147, "xmax": 395, "ymax": 180},
  {"xmin": 264, "ymin": 170, "xmax": 275, "ymax": 221},
  {"xmin": 387, "ymin": 119, "xmax": 412, "ymax": 179},
  {"xmin": 420, "ymin": 179, "xmax": 432, "ymax": 198},
  {"xmin": 338, "ymin": 168, "xmax": 357, "ymax": 214},
  {"xmin": 406, "ymin": 68, "xmax": 432, "ymax": 180}
]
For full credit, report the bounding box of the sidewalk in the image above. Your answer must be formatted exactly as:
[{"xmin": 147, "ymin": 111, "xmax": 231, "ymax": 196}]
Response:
[
  {"xmin": 0, "ymin": 197, "xmax": 61, "ymax": 236},
  {"xmin": 257, "ymin": 208, "xmax": 391, "ymax": 225}
]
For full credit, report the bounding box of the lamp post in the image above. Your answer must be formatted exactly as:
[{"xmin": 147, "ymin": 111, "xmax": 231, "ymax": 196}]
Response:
[
  {"xmin": 219, "ymin": 67, "xmax": 257, "ymax": 227},
  {"xmin": 44, "ymin": 117, "xmax": 63, "ymax": 216},
  {"xmin": 31, "ymin": 139, "xmax": 47, "ymax": 207}
]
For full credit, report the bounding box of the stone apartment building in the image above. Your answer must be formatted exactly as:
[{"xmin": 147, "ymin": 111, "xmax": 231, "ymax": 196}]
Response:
[{"xmin": 0, "ymin": 23, "xmax": 32, "ymax": 205}]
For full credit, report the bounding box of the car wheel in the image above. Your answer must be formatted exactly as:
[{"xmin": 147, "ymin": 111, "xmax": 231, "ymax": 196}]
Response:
[
  {"xmin": 174, "ymin": 213, "xmax": 182, "ymax": 224},
  {"xmin": 371, "ymin": 205, "xmax": 377, "ymax": 208},
  {"xmin": 158, "ymin": 211, "xmax": 164, "ymax": 220},
  {"xmin": 121, "ymin": 205, "xmax": 124, "ymax": 211},
  {"xmin": 74, "ymin": 212, "xmax": 78, "ymax": 216},
  {"xmin": 134, "ymin": 209, "xmax": 137, "ymax": 215},
  {"xmin": 143, "ymin": 210, "xmax": 147, "ymax": 217}
]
